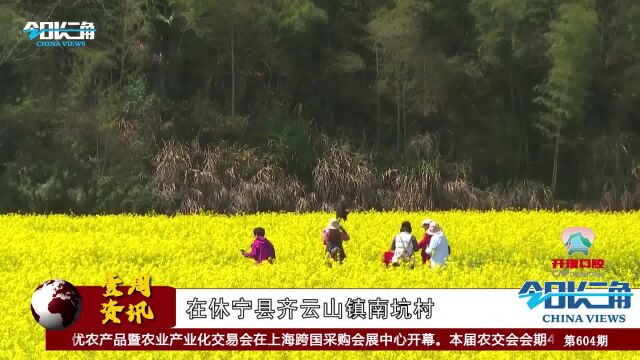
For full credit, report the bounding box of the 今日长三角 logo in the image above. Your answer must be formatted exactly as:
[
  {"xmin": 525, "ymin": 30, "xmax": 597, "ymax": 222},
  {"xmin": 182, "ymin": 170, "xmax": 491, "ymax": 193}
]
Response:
[
  {"xmin": 518, "ymin": 280, "xmax": 633, "ymax": 324},
  {"xmin": 23, "ymin": 21, "xmax": 95, "ymax": 47},
  {"xmin": 551, "ymin": 227, "xmax": 604, "ymax": 277}
]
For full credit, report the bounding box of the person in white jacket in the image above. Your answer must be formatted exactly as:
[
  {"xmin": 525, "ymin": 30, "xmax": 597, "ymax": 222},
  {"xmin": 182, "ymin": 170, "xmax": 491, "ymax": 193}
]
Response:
[
  {"xmin": 389, "ymin": 221, "xmax": 419, "ymax": 268},
  {"xmin": 425, "ymin": 222, "xmax": 449, "ymax": 268}
]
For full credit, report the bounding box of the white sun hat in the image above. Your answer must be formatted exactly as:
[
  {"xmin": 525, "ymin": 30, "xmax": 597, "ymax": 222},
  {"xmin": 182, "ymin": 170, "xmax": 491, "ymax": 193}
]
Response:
[
  {"xmin": 421, "ymin": 218, "xmax": 433, "ymax": 226},
  {"xmin": 328, "ymin": 218, "xmax": 341, "ymax": 230},
  {"xmin": 427, "ymin": 222, "xmax": 442, "ymax": 235}
]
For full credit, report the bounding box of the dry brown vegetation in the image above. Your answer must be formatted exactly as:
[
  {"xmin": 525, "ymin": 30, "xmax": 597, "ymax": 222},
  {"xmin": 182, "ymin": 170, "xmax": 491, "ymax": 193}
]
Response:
[{"xmin": 151, "ymin": 135, "xmax": 581, "ymax": 214}]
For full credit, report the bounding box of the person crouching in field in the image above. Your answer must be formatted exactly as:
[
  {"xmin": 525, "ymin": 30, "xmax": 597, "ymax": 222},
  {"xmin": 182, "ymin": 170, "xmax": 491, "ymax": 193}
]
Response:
[
  {"xmin": 241, "ymin": 227, "xmax": 276, "ymax": 264},
  {"xmin": 389, "ymin": 221, "xmax": 419, "ymax": 268},
  {"xmin": 323, "ymin": 218, "xmax": 350, "ymax": 265},
  {"xmin": 425, "ymin": 222, "xmax": 449, "ymax": 268}
]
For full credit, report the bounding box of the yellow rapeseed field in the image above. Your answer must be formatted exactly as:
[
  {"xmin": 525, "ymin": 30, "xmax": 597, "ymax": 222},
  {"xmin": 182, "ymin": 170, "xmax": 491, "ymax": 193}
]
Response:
[{"xmin": 1, "ymin": 211, "xmax": 639, "ymax": 359}]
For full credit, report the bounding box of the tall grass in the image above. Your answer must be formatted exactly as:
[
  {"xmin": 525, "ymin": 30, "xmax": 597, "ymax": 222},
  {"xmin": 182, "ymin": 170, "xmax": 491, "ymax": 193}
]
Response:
[{"xmin": 152, "ymin": 133, "xmax": 639, "ymax": 214}]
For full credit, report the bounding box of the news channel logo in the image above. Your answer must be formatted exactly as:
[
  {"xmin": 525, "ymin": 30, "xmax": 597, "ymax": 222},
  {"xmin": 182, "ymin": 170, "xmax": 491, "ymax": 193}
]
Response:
[
  {"xmin": 23, "ymin": 21, "xmax": 95, "ymax": 47},
  {"xmin": 518, "ymin": 281, "xmax": 632, "ymax": 310},
  {"xmin": 517, "ymin": 280, "xmax": 633, "ymax": 324},
  {"xmin": 520, "ymin": 227, "xmax": 632, "ymax": 324}
]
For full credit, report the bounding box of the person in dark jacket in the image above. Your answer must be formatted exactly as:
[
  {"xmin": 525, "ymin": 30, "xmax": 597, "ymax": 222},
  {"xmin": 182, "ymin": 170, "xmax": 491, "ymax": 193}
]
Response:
[
  {"xmin": 335, "ymin": 195, "xmax": 349, "ymax": 221},
  {"xmin": 241, "ymin": 227, "xmax": 276, "ymax": 264}
]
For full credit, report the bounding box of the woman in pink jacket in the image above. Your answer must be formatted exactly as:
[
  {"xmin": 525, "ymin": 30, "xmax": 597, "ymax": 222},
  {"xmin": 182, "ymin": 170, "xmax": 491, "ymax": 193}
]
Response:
[{"xmin": 241, "ymin": 227, "xmax": 276, "ymax": 264}]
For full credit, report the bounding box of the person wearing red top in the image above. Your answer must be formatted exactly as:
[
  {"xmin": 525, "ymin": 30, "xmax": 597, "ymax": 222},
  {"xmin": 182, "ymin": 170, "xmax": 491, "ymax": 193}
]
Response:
[
  {"xmin": 322, "ymin": 218, "xmax": 350, "ymax": 265},
  {"xmin": 417, "ymin": 218, "xmax": 433, "ymax": 265}
]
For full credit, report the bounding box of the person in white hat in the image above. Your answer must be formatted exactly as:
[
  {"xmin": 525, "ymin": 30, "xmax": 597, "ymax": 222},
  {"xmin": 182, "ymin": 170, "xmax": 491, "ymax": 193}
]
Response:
[
  {"xmin": 322, "ymin": 218, "xmax": 350, "ymax": 265},
  {"xmin": 417, "ymin": 218, "xmax": 433, "ymax": 265},
  {"xmin": 425, "ymin": 222, "xmax": 449, "ymax": 268}
]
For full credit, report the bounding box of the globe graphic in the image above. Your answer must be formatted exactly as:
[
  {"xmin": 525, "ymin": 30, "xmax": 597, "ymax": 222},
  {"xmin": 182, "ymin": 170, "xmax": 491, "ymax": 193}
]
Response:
[{"xmin": 31, "ymin": 280, "xmax": 82, "ymax": 330}]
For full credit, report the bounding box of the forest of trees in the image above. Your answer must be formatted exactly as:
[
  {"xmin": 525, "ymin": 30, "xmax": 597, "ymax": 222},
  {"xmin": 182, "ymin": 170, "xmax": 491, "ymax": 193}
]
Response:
[{"xmin": 0, "ymin": 0, "xmax": 639, "ymax": 214}]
